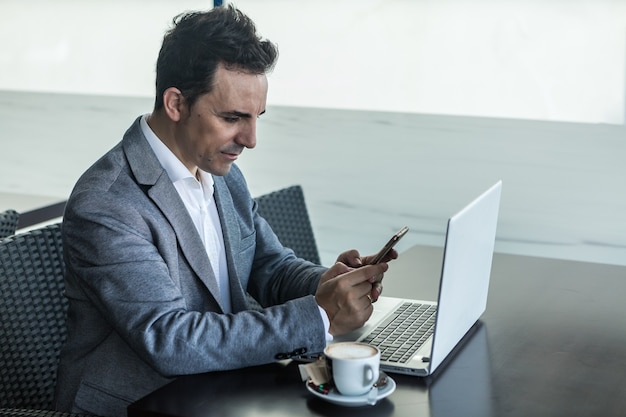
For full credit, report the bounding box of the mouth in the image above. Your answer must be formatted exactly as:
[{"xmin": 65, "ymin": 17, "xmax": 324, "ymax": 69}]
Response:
[
  {"xmin": 221, "ymin": 145, "xmax": 244, "ymax": 162},
  {"xmin": 221, "ymin": 151, "xmax": 240, "ymax": 161}
]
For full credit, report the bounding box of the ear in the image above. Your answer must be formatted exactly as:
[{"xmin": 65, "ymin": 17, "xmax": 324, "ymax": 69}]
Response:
[{"xmin": 162, "ymin": 87, "xmax": 187, "ymax": 122}]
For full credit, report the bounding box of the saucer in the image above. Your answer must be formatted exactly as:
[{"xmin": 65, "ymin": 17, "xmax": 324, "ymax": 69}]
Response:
[{"xmin": 306, "ymin": 376, "xmax": 396, "ymax": 407}]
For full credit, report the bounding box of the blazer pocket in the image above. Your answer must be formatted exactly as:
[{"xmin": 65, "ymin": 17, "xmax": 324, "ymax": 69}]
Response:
[
  {"xmin": 74, "ymin": 381, "xmax": 132, "ymax": 417},
  {"xmin": 237, "ymin": 229, "xmax": 256, "ymax": 280},
  {"xmin": 239, "ymin": 229, "xmax": 256, "ymax": 253}
]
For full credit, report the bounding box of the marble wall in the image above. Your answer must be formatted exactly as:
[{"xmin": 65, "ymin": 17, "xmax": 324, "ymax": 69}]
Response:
[{"xmin": 1, "ymin": 90, "xmax": 625, "ymax": 267}]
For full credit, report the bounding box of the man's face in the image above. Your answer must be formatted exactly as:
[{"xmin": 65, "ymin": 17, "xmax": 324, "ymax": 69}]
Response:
[{"xmin": 175, "ymin": 65, "xmax": 268, "ymax": 176}]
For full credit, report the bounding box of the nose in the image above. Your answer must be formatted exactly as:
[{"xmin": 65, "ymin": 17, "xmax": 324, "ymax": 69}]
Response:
[{"xmin": 236, "ymin": 119, "xmax": 257, "ymax": 149}]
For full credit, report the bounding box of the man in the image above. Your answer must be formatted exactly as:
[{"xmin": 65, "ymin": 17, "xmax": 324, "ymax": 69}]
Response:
[{"xmin": 54, "ymin": 5, "xmax": 394, "ymax": 416}]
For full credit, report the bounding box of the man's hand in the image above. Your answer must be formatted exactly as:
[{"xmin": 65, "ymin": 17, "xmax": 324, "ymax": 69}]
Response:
[
  {"xmin": 334, "ymin": 248, "xmax": 399, "ymax": 303},
  {"xmin": 315, "ymin": 261, "xmax": 388, "ymax": 336}
]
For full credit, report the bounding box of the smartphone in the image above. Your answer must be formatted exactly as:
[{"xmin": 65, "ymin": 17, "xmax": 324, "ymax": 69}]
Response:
[{"xmin": 370, "ymin": 226, "xmax": 409, "ymax": 264}]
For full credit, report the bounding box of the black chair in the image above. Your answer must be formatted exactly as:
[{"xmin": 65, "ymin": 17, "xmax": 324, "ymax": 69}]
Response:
[
  {"xmin": 255, "ymin": 185, "xmax": 320, "ymax": 264},
  {"xmin": 0, "ymin": 410, "xmax": 87, "ymax": 417},
  {"xmin": 244, "ymin": 185, "xmax": 321, "ymax": 310},
  {"xmin": 0, "ymin": 209, "xmax": 19, "ymax": 239},
  {"xmin": 0, "ymin": 223, "xmax": 88, "ymax": 417}
]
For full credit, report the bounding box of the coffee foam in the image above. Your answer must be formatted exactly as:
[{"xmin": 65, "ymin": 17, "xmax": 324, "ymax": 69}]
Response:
[{"xmin": 326, "ymin": 343, "xmax": 378, "ymax": 359}]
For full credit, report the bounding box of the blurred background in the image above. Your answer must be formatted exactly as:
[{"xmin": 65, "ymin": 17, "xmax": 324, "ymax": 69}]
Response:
[
  {"xmin": 1, "ymin": 0, "xmax": 625, "ymax": 267},
  {"xmin": 2, "ymin": 0, "xmax": 624, "ymax": 123}
]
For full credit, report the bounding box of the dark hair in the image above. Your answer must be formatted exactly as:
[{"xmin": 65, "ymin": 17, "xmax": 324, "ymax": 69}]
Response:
[{"xmin": 154, "ymin": 4, "xmax": 278, "ymax": 110}]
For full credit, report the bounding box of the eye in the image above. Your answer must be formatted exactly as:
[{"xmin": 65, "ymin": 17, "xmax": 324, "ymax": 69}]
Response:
[{"xmin": 223, "ymin": 116, "xmax": 239, "ymax": 123}]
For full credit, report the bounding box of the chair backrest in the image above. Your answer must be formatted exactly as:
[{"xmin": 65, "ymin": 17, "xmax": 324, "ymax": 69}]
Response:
[
  {"xmin": 254, "ymin": 185, "xmax": 320, "ymax": 265},
  {"xmin": 0, "ymin": 223, "xmax": 67, "ymax": 410},
  {"xmin": 0, "ymin": 209, "xmax": 19, "ymax": 239}
]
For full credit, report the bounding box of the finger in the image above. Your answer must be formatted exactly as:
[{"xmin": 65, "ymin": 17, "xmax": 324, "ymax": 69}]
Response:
[
  {"xmin": 354, "ymin": 281, "xmax": 379, "ymax": 309},
  {"xmin": 336, "ymin": 249, "xmax": 362, "ymax": 268},
  {"xmin": 319, "ymin": 262, "xmax": 353, "ymax": 283},
  {"xmin": 371, "ymin": 282, "xmax": 383, "ymax": 302},
  {"xmin": 362, "ymin": 248, "xmax": 399, "ymax": 265},
  {"xmin": 358, "ymin": 279, "xmax": 382, "ymax": 303},
  {"xmin": 358, "ymin": 286, "xmax": 375, "ymax": 311},
  {"xmin": 367, "ymin": 273, "xmax": 384, "ymax": 284},
  {"xmin": 341, "ymin": 263, "xmax": 388, "ymax": 287},
  {"xmin": 386, "ymin": 249, "xmax": 399, "ymax": 261}
]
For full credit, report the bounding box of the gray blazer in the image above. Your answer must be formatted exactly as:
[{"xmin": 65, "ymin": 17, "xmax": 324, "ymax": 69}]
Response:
[{"xmin": 54, "ymin": 117, "xmax": 328, "ymax": 416}]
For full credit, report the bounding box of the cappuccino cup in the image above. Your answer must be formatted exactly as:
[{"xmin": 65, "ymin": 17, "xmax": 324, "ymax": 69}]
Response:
[{"xmin": 324, "ymin": 342, "xmax": 380, "ymax": 396}]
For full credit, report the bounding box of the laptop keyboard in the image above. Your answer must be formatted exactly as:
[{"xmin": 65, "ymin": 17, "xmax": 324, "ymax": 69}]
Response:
[{"xmin": 362, "ymin": 302, "xmax": 437, "ymax": 363}]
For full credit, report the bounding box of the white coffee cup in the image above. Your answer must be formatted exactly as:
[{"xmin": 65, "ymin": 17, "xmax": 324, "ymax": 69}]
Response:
[{"xmin": 324, "ymin": 342, "xmax": 380, "ymax": 396}]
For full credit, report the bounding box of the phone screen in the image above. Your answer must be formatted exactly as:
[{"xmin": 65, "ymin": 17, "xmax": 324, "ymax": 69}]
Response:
[{"xmin": 370, "ymin": 226, "xmax": 409, "ymax": 264}]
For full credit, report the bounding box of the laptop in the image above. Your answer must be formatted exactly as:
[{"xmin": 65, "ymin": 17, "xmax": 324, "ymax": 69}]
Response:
[{"xmin": 333, "ymin": 181, "xmax": 502, "ymax": 376}]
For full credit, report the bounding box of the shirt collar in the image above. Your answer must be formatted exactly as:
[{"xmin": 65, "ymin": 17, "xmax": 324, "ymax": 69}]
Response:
[{"xmin": 140, "ymin": 114, "xmax": 215, "ymax": 193}]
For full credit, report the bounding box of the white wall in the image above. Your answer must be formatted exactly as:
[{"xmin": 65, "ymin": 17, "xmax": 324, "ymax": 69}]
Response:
[{"xmin": 1, "ymin": 0, "xmax": 624, "ymax": 124}]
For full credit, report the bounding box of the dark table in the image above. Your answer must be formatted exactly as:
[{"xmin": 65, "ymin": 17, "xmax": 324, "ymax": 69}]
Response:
[{"xmin": 128, "ymin": 246, "xmax": 626, "ymax": 417}]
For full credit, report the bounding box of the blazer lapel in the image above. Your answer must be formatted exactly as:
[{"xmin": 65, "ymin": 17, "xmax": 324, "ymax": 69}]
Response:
[
  {"xmin": 122, "ymin": 118, "xmax": 225, "ymax": 312},
  {"xmin": 213, "ymin": 176, "xmax": 248, "ymax": 312}
]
